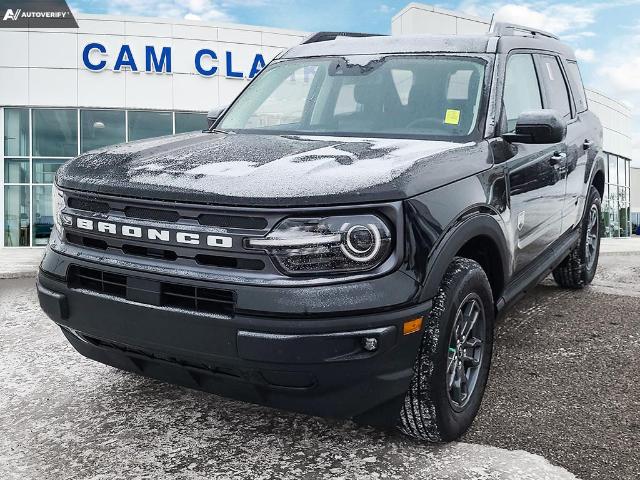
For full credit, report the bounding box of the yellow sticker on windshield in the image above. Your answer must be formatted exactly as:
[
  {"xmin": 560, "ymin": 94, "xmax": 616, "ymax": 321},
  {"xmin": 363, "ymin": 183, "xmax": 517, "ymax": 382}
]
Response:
[{"xmin": 444, "ymin": 109, "xmax": 460, "ymax": 125}]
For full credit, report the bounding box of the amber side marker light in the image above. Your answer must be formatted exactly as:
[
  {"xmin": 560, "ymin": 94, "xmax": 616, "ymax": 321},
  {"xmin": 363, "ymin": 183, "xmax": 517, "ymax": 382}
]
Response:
[{"xmin": 403, "ymin": 317, "xmax": 423, "ymax": 335}]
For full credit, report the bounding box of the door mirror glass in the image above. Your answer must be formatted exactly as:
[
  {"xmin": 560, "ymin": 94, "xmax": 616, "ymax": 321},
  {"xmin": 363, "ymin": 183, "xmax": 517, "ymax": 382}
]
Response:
[{"xmin": 502, "ymin": 109, "xmax": 566, "ymax": 144}]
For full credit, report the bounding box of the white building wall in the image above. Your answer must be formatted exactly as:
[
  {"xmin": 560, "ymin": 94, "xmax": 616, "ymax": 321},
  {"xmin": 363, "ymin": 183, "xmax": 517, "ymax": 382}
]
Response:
[
  {"xmin": 391, "ymin": 3, "xmax": 489, "ymax": 36},
  {"xmin": 584, "ymin": 89, "xmax": 633, "ymax": 159},
  {"xmin": 0, "ymin": 13, "xmax": 307, "ymax": 113}
]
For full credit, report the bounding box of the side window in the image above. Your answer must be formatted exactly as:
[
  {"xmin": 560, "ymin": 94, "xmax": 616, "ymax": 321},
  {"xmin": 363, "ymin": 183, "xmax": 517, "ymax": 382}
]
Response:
[
  {"xmin": 537, "ymin": 54, "xmax": 572, "ymax": 118},
  {"xmin": 503, "ymin": 54, "xmax": 542, "ymax": 132},
  {"xmin": 566, "ymin": 61, "xmax": 588, "ymax": 113}
]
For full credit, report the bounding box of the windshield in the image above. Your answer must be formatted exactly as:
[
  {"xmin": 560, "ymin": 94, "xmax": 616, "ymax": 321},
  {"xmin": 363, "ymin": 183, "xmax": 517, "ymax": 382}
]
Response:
[{"xmin": 218, "ymin": 55, "xmax": 487, "ymax": 140}]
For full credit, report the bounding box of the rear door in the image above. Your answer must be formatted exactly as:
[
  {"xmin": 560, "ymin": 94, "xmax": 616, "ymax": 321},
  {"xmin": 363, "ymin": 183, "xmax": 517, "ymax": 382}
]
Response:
[
  {"xmin": 502, "ymin": 53, "xmax": 567, "ymax": 273},
  {"xmin": 561, "ymin": 59, "xmax": 599, "ymax": 230}
]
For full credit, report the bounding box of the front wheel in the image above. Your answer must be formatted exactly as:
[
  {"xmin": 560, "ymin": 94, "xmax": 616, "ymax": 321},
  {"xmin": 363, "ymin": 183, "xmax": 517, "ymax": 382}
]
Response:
[
  {"xmin": 552, "ymin": 185, "xmax": 602, "ymax": 288},
  {"xmin": 397, "ymin": 257, "xmax": 494, "ymax": 442}
]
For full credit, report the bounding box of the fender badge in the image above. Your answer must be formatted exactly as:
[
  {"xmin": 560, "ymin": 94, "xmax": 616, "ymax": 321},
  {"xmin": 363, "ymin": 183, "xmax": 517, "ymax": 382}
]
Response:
[{"xmin": 517, "ymin": 211, "xmax": 526, "ymax": 231}]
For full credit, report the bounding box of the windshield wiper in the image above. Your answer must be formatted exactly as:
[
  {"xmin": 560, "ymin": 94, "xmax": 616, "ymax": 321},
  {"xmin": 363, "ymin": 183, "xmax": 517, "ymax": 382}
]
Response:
[{"xmin": 203, "ymin": 127, "xmax": 231, "ymax": 134}]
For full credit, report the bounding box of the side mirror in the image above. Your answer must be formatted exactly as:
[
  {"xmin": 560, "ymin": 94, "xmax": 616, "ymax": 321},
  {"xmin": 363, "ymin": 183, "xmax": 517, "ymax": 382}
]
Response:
[
  {"xmin": 206, "ymin": 106, "xmax": 227, "ymax": 129},
  {"xmin": 502, "ymin": 109, "xmax": 566, "ymax": 144}
]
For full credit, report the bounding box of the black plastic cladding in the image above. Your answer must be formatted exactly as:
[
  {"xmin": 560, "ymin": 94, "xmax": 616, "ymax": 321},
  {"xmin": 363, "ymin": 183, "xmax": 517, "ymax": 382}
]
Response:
[{"xmin": 55, "ymin": 188, "xmax": 406, "ymax": 287}]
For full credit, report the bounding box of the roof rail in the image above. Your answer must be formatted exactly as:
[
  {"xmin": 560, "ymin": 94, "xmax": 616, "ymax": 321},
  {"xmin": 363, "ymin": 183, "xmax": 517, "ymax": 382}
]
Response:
[
  {"xmin": 491, "ymin": 22, "xmax": 559, "ymax": 40},
  {"xmin": 301, "ymin": 31, "xmax": 386, "ymax": 45}
]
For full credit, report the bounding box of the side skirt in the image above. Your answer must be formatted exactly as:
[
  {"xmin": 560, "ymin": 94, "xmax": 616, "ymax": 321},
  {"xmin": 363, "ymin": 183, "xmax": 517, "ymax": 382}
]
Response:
[{"xmin": 496, "ymin": 228, "xmax": 580, "ymax": 315}]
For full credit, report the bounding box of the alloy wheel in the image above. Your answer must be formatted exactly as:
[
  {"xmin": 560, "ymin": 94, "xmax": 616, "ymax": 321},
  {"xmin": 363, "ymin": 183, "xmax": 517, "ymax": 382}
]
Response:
[
  {"xmin": 446, "ymin": 293, "xmax": 486, "ymax": 411},
  {"xmin": 585, "ymin": 204, "xmax": 599, "ymax": 271}
]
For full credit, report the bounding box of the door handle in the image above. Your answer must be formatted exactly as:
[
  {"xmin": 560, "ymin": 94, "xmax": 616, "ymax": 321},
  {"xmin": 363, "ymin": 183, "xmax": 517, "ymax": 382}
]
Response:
[
  {"xmin": 583, "ymin": 139, "xmax": 594, "ymax": 150},
  {"xmin": 549, "ymin": 152, "xmax": 566, "ymax": 166}
]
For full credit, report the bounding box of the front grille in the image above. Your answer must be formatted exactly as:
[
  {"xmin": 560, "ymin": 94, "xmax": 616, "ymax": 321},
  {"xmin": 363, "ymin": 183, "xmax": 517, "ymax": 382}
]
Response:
[
  {"xmin": 124, "ymin": 206, "xmax": 180, "ymax": 222},
  {"xmin": 122, "ymin": 244, "xmax": 178, "ymax": 261},
  {"xmin": 66, "ymin": 194, "xmax": 268, "ymax": 230},
  {"xmin": 161, "ymin": 283, "xmax": 235, "ymax": 316},
  {"xmin": 198, "ymin": 213, "xmax": 267, "ymax": 230},
  {"xmin": 67, "ymin": 265, "xmax": 236, "ymax": 316},
  {"xmin": 67, "ymin": 197, "xmax": 110, "ymax": 213},
  {"xmin": 195, "ymin": 254, "xmax": 264, "ymax": 271},
  {"xmin": 66, "ymin": 233, "xmax": 108, "ymax": 251},
  {"xmin": 68, "ymin": 266, "xmax": 127, "ymax": 297}
]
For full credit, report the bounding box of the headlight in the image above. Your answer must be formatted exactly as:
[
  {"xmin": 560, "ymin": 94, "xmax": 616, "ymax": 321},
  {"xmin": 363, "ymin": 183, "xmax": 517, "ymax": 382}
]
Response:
[
  {"xmin": 52, "ymin": 184, "xmax": 66, "ymax": 233},
  {"xmin": 247, "ymin": 214, "xmax": 393, "ymax": 275}
]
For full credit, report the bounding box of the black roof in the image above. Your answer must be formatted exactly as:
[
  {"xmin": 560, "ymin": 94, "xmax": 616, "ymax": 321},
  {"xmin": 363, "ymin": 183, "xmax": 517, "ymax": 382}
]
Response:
[{"xmin": 282, "ymin": 23, "xmax": 576, "ymax": 61}]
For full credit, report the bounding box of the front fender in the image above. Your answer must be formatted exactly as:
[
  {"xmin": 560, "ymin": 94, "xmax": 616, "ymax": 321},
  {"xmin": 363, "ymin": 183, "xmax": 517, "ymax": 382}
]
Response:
[{"xmin": 420, "ymin": 214, "xmax": 510, "ymax": 301}]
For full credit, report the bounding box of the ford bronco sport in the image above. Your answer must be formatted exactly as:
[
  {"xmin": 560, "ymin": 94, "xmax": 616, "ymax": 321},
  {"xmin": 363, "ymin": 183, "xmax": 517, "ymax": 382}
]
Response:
[{"xmin": 38, "ymin": 23, "xmax": 604, "ymax": 441}]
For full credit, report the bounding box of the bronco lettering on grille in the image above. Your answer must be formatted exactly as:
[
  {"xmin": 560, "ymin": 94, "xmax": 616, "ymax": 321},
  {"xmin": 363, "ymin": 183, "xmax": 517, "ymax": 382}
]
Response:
[{"xmin": 73, "ymin": 217, "xmax": 233, "ymax": 248}]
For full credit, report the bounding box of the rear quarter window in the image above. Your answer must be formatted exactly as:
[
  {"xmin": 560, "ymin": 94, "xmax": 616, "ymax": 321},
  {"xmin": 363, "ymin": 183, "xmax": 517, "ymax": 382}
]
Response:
[{"xmin": 566, "ymin": 61, "xmax": 588, "ymax": 113}]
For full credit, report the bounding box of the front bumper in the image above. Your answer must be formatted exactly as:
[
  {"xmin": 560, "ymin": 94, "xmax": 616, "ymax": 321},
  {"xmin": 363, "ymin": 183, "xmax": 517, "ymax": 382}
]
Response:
[{"xmin": 37, "ymin": 247, "xmax": 431, "ymax": 424}]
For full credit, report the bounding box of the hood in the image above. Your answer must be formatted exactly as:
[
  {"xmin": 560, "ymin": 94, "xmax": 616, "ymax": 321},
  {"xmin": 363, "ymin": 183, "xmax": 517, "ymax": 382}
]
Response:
[{"xmin": 57, "ymin": 132, "xmax": 492, "ymax": 207}]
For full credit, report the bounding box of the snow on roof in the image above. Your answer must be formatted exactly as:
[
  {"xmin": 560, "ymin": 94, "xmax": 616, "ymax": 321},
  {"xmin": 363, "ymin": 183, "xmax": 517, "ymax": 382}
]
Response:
[{"xmin": 282, "ymin": 34, "xmax": 492, "ymax": 58}]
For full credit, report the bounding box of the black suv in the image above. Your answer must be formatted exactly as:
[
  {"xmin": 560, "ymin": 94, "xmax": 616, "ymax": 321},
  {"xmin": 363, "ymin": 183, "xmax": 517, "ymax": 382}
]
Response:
[{"xmin": 38, "ymin": 24, "xmax": 604, "ymax": 441}]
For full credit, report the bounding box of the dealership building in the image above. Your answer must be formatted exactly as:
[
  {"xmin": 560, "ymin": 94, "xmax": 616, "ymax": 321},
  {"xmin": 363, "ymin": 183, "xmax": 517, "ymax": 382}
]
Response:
[{"xmin": 0, "ymin": 3, "xmax": 635, "ymax": 248}]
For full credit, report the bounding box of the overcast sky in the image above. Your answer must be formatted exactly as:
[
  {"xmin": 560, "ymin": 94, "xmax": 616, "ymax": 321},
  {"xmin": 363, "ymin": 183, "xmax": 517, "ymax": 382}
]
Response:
[{"xmin": 69, "ymin": 0, "xmax": 640, "ymax": 165}]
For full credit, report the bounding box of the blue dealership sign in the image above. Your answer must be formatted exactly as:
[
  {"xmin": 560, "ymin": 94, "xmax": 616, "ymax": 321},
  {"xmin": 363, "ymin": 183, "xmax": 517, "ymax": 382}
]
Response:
[{"xmin": 82, "ymin": 42, "xmax": 266, "ymax": 79}]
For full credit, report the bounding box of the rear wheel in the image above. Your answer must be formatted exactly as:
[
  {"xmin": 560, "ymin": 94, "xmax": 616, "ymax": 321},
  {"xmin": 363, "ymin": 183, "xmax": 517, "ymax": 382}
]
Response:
[
  {"xmin": 398, "ymin": 257, "xmax": 494, "ymax": 442},
  {"xmin": 552, "ymin": 186, "xmax": 601, "ymax": 289}
]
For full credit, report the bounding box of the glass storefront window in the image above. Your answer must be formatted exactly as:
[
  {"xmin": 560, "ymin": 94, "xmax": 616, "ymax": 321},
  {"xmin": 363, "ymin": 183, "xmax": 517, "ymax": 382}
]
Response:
[
  {"xmin": 601, "ymin": 155, "xmax": 633, "ymax": 237},
  {"xmin": 4, "ymin": 159, "xmax": 30, "ymax": 183},
  {"xmin": 32, "ymin": 109, "xmax": 78, "ymax": 157},
  {"xmin": 175, "ymin": 112, "xmax": 206, "ymax": 134},
  {"xmin": 81, "ymin": 110, "xmax": 126, "ymax": 153},
  {"xmin": 4, "ymin": 108, "xmax": 30, "ymax": 156},
  {"xmin": 4, "ymin": 185, "xmax": 30, "ymax": 246},
  {"xmin": 608, "ymin": 155, "xmax": 617, "ymax": 185},
  {"xmin": 33, "ymin": 159, "xmax": 66, "ymax": 184},
  {"xmin": 128, "ymin": 111, "xmax": 172, "ymax": 141},
  {"xmin": 32, "ymin": 185, "xmax": 53, "ymax": 246},
  {"xmin": 618, "ymin": 158, "xmax": 627, "ymax": 187}
]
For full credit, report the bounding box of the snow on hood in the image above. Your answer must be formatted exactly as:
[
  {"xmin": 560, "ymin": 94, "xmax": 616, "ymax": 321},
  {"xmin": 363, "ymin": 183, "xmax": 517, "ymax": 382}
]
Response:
[
  {"xmin": 57, "ymin": 132, "xmax": 489, "ymax": 206},
  {"xmin": 126, "ymin": 135, "xmax": 472, "ymax": 198}
]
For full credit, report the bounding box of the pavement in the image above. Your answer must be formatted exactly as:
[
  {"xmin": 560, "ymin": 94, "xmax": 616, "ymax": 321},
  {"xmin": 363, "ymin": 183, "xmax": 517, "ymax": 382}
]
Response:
[
  {"xmin": 599, "ymin": 236, "xmax": 640, "ymax": 254},
  {"xmin": 1, "ymin": 246, "xmax": 639, "ymax": 479},
  {"xmin": 0, "ymin": 248, "xmax": 44, "ymax": 279}
]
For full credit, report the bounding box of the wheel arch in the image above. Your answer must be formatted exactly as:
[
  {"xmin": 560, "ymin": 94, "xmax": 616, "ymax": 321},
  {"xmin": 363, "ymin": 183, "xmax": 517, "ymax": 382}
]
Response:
[
  {"xmin": 587, "ymin": 154, "xmax": 606, "ymax": 201},
  {"xmin": 421, "ymin": 215, "xmax": 510, "ymax": 305}
]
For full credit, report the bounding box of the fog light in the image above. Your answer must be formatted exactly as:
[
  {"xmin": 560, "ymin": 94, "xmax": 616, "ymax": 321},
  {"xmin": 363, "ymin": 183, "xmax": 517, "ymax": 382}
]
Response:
[{"xmin": 362, "ymin": 337, "xmax": 378, "ymax": 352}]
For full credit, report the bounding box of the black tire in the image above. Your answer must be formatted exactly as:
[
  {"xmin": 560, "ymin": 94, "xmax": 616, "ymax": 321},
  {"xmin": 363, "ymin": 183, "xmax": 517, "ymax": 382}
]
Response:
[
  {"xmin": 398, "ymin": 257, "xmax": 494, "ymax": 442},
  {"xmin": 552, "ymin": 186, "xmax": 602, "ymax": 289}
]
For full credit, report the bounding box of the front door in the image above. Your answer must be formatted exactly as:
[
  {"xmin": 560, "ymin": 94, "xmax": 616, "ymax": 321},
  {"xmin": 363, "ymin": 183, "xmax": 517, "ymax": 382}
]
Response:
[{"xmin": 502, "ymin": 53, "xmax": 567, "ymax": 273}]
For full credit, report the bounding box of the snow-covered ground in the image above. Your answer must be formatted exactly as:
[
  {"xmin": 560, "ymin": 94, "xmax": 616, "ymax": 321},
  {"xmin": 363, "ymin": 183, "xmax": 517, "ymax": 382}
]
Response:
[{"xmin": 0, "ymin": 276, "xmax": 577, "ymax": 479}]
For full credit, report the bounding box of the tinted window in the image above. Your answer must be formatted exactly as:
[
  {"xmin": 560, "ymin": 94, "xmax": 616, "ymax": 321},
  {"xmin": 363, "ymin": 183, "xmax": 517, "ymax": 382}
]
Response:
[
  {"xmin": 4, "ymin": 108, "xmax": 29, "ymax": 156},
  {"xmin": 4, "ymin": 185, "xmax": 30, "ymax": 246},
  {"xmin": 503, "ymin": 54, "xmax": 542, "ymax": 132},
  {"xmin": 33, "ymin": 159, "xmax": 65, "ymax": 184},
  {"xmin": 537, "ymin": 55, "xmax": 571, "ymax": 118},
  {"xmin": 128, "ymin": 111, "xmax": 172, "ymax": 141},
  {"xmin": 81, "ymin": 110, "xmax": 126, "ymax": 153},
  {"xmin": 32, "ymin": 109, "xmax": 78, "ymax": 157},
  {"xmin": 566, "ymin": 61, "xmax": 588, "ymax": 112},
  {"xmin": 4, "ymin": 159, "xmax": 29, "ymax": 183},
  {"xmin": 175, "ymin": 112, "xmax": 207, "ymax": 133}
]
